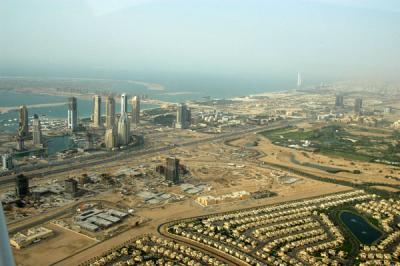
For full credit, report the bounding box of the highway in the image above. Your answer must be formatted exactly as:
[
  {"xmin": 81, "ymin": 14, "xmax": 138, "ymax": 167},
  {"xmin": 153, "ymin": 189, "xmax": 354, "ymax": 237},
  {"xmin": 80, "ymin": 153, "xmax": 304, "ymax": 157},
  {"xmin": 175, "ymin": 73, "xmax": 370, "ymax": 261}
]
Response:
[{"xmin": 0, "ymin": 121, "xmax": 291, "ymax": 187}]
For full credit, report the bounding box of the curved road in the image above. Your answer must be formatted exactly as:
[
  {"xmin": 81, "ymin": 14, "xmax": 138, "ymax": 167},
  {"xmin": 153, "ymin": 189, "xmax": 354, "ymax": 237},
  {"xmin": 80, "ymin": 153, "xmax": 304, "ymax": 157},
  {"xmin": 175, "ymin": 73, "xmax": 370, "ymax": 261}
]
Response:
[{"xmin": 157, "ymin": 222, "xmax": 250, "ymax": 266}]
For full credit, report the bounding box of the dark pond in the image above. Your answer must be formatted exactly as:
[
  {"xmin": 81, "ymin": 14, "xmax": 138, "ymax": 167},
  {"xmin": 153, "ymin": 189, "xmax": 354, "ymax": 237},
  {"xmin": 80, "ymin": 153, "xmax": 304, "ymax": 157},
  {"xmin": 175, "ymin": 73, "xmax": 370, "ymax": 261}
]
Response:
[{"xmin": 340, "ymin": 211, "xmax": 382, "ymax": 245}]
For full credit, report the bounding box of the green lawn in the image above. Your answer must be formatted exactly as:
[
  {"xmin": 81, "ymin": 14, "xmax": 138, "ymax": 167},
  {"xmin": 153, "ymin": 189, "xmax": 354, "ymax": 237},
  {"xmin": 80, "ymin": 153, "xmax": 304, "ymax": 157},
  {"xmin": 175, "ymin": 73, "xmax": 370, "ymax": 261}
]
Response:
[{"xmin": 260, "ymin": 124, "xmax": 400, "ymax": 164}]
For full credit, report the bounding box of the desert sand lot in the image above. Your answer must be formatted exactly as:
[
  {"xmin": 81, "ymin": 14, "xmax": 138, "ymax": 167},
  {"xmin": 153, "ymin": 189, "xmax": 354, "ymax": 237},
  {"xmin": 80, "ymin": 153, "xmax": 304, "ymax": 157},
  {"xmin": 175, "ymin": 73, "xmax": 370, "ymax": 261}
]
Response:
[
  {"xmin": 54, "ymin": 181, "xmax": 350, "ymax": 266},
  {"xmin": 229, "ymin": 134, "xmax": 400, "ymax": 187},
  {"xmin": 13, "ymin": 223, "xmax": 97, "ymax": 266},
  {"xmin": 35, "ymin": 132, "xmax": 351, "ymax": 266}
]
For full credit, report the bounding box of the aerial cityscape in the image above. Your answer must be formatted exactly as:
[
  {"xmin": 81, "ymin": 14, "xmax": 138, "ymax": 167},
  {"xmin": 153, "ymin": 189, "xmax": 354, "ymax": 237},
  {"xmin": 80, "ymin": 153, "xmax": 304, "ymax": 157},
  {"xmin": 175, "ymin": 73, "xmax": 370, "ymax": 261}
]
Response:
[{"xmin": 1, "ymin": 1, "xmax": 400, "ymax": 266}]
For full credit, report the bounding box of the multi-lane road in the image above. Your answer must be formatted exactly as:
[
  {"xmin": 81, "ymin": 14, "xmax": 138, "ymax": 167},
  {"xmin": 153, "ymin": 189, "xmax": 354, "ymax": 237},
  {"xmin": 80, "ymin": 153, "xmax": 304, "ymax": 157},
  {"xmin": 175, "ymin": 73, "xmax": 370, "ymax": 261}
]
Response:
[{"xmin": 0, "ymin": 121, "xmax": 292, "ymax": 187}]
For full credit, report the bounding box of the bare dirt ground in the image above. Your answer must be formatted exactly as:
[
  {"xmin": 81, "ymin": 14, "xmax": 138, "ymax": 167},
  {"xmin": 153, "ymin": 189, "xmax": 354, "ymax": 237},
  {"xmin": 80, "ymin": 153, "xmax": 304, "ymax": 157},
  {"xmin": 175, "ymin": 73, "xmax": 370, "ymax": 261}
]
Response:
[
  {"xmin": 11, "ymin": 128, "xmax": 353, "ymax": 266},
  {"xmin": 13, "ymin": 223, "xmax": 97, "ymax": 266},
  {"xmin": 232, "ymin": 134, "xmax": 400, "ymax": 187},
  {"xmin": 51, "ymin": 133, "xmax": 351, "ymax": 266},
  {"xmin": 55, "ymin": 181, "xmax": 350, "ymax": 266}
]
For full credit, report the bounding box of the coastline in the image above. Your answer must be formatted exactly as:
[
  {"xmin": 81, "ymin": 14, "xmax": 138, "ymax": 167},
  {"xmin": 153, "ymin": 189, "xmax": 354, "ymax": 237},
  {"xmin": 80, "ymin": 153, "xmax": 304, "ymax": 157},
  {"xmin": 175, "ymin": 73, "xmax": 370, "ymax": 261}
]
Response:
[{"xmin": 0, "ymin": 88, "xmax": 173, "ymax": 112}]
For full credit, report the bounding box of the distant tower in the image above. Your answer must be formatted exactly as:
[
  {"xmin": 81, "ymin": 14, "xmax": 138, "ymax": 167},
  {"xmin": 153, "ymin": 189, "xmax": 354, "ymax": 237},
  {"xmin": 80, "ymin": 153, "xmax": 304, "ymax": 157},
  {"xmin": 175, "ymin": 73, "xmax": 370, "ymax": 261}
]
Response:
[
  {"xmin": 335, "ymin": 95, "xmax": 344, "ymax": 108},
  {"xmin": 165, "ymin": 157, "xmax": 180, "ymax": 184},
  {"xmin": 121, "ymin": 93, "xmax": 128, "ymax": 115},
  {"xmin": 354, "ymin": 98, "xmax": 363, "ymax": 115},
  {"xmin": 187, "ymin": 108, "xmax": 191, "ymax": 126},
  {"xmin": 131, "ymin": 96, "xmax": 140, "ymax": 126},
  {"xmin": 92, "ymin": 95, "xmax": 101, "ymax": 128},
  {"xmin": 2, "ymin": 154, "xmax": 13, "ymax": 171},
  {"xmin": 67, "ymin": 97, "xmax": 78, "ymax": 132},
  {"xmin": 297, "ymin": 72, "xmax": 303, "ymax": 88},
  {"xmin": 32, "ymin": 114, "xmax": 42, "ymax": 146},
  {"xmin": 16, "ymin": 106, "xmax": 25, "ymax": 151},
  {"xmin": 176, "ymin": 103, "xmax": 191, "ymax": 129},
  {"xmin": 15, "ymin": 174, "xmax": 29, "ymax": 198},
  {"xmin": 84, "ymin": 133, "xmax": 94, "ymax": 150},
  {"xmin": 117, "ymin": 112, "xmax": 130, "ymax": 146},
  {"xmin": 105, "ymin": 96, "xmax": 115, "ymax": 129},
  {"xmin": 18, "ymin": 105, "xmax": 29, "ymax": 138},
  {"xmin": 105, "ymin": 127, "xmax": 118, "ymax": 149}
]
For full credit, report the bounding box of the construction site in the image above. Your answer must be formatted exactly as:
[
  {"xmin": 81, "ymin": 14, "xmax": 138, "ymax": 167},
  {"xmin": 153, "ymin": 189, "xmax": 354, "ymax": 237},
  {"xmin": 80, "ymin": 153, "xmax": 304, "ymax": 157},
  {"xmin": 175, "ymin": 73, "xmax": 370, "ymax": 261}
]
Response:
[{"xmin": 1, "ymin": 86, "xmax": 400, "ymax": 265}]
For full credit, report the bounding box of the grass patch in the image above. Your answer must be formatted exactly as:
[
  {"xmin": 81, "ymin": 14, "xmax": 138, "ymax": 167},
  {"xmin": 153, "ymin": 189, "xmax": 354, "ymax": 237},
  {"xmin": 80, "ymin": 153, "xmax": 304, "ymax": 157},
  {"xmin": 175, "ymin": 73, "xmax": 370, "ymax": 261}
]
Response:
[
  {"xmin": 336, "ymin": 239, "xmax": 353, "ymax": 254},
  {"xmin": 260, "ymin": 123, "xmax": 400, "ymax": 164}
]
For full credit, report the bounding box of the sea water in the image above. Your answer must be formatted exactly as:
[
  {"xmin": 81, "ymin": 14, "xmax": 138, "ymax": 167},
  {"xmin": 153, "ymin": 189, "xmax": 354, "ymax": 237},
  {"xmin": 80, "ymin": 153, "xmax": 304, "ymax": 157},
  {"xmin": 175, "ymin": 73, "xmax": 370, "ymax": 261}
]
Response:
[{"xmin": 0, "ymin": 91, "xmax": 159, "ymax": 133}]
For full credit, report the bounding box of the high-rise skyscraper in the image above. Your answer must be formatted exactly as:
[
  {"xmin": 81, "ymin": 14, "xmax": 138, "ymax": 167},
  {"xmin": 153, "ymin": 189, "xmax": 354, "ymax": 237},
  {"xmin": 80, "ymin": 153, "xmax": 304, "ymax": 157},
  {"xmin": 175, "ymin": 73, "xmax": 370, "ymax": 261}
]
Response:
[
  {"xmin": 104, "ymin": 127, "xmax": 118, "ymax": 149},
  {"xmin": 354, "ymin": 98, "xmax": 363, "ymax": 115},
  {"xmin": 32, "ymin": 114, "xmax": 42, "ymax": 146},
  {"xmin": 15, "ymin": 174, "xmax": 29, "ymax": 199},
  {"xmin": 297, "ymin": 72, "xmax": 302, "ymax": 88},
  {"xmin": 131, "ymin": 96, "xmax": 140, "ymax": 126},
  {"xmin": 105, "ymin": 96, "xmax": 115, "ymax": 129},
  {"xmin": 67, "ymin": 97, "xmax": 78, "ymax": 132},
  {"xmin": 16, "ymin": 106, "xmax": 26, "ymax": 150},
  {"xmin": 16, "ymin": 136, "xmax": 24, "ymax": 151},
  {"xmin": 121, "ymin": 93, "xmax": 128, "ymax": 115},
  {"xmin": 93, "ymin": 95, "xmax": 101, "ymax": 128},
  {"xmin": 2, "ymin": 154, "xmax": 13, "ymax": 171},
  {"xmin": 18, "ymin": 105, "xmax": 29, "ymax": 138},
  {"xmin": 117, "ymin": 112, "xmax": 130, "ymax": 146},
  {"xmin": 166, "ymin": 157, "xmax": 180, "ymax": 184},
  {"xmin": 176, "ymin": 103, "xmax": 191, "ymax": 129},
  {"xmin": 105, "ymin": 127, "xmax": 118, "ymax": 149},
  {"xmin": 335, "ymin": 95, "xmax": 344, "ymax": 107}
]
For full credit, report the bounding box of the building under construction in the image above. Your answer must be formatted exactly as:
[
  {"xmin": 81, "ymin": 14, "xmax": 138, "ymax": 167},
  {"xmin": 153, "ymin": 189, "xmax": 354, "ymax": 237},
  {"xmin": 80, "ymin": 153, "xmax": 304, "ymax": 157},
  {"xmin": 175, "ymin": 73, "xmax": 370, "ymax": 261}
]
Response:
[
  {"xmin": 64, "ymin": 178, "xmax": 79, "ymax": 198},
  {"xmin": 165, "ymin": 157, "xmax": 180, "ymax": 184},
  {"xmin": 15, "ymin": 174, "xmax": 29, "ymax": 199}
]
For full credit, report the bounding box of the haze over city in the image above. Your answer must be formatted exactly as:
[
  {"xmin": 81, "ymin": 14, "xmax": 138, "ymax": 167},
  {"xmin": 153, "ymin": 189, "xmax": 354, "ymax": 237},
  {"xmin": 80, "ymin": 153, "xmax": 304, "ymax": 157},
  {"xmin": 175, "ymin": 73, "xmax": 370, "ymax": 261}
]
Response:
[
  {"xmin": 1, "ymin": 0, "xmax": 400, "ymax": 85},
  {"xmin": 1, "ymin": 1, "xmax": 400, "ymax": 266}
]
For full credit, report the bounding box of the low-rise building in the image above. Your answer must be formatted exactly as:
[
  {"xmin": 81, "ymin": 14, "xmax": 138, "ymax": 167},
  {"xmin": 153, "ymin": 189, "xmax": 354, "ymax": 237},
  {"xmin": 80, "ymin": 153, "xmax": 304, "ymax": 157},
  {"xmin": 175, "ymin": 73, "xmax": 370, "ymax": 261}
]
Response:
[
  {"xmin": 196, "ymin": 191, "xmax": 250, "ymax": 206},
  {"xmin": 74, "ymin": 208, "xmax": 128, "ymax": 231},
  {"xmin": 10, "ymin": 227, "xmax": 53, "ymax": 249},
  {"xmin": 76, "ymin": 221, "xmax": 99, "ymax": 232}
]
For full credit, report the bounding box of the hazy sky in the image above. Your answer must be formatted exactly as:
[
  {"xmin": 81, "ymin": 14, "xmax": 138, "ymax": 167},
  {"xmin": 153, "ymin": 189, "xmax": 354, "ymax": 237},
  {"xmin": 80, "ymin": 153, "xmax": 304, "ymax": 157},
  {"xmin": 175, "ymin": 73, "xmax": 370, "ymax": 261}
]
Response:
[{"xmin": 1, "ymin": 0, "xmax": 400, "ymax": 83}]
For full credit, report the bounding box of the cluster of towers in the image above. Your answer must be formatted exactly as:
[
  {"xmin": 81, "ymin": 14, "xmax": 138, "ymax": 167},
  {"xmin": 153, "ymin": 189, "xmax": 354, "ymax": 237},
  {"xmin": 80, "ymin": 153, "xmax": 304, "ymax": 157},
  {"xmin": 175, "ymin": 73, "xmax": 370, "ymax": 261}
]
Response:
[
  {"xmin": 335, "ymin": 95, "xmax": 363, "ymax": 114},
  {"xmin": 3, "ymin": 94, "xmax": 194, "ymax": 170},
  {"xmin": 3, "ymin": 94, "xmax": 143, "ymax": 170},
  {"xmin": 2, "ymin": 105, "xmax": 44, "ymax": 170},
  {"xmin": 66, "ymin": 94, "xmax": 141, "ymax": 149},
  {"xmin": 99, "ymin": 94, "xmax": 140, "ymax": 148}
]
